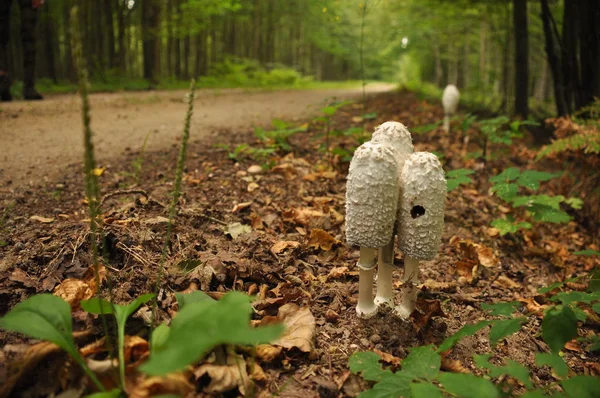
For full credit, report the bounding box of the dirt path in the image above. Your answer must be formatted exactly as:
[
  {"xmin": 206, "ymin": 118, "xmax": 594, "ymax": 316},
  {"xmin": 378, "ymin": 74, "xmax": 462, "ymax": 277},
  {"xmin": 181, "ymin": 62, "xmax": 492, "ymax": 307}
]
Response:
[{"xmin": 0, "ymin": 83, "xmax": 395, "ymax": 187}]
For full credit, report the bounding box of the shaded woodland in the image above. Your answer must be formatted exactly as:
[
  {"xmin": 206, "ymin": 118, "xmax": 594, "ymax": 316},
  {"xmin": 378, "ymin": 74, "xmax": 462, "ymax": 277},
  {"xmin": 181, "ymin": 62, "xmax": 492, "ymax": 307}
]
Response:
[{"xmin": 5, "ymin": 0, "xmax": 599, "ymax": 119}]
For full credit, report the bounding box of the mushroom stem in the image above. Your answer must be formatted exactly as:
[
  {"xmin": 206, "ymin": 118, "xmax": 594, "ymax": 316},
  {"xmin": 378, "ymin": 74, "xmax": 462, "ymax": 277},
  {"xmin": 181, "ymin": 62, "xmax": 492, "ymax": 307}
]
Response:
[
  {"xmin": 374, "ymin": 238, "xmax": 394, "ymax": 307},
  {"xmin": 356, "ymin": 247, "xmax": 377, "ymax": 318},
  {"xmin": 395, "ymin": 256, "xmax": 420, "ymax": 319},
  {"xmin": 443, "ymin": 114, "xmax": 450, "ymax": 132}
]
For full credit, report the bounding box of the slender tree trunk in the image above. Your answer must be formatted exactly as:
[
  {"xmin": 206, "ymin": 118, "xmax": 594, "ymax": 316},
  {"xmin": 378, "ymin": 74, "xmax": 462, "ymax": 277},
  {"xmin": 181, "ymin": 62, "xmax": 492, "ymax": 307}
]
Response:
[
  {"xmin": 513, "ymin": 0, "xmax": 529, "ymax": 118},
  {"xmin": 142, "ymin": 0, "xmax": 160, "ymax": 86},
  {"xmin": 540, "ymin": 0, "xmax": 569, "ymax": 116},
  {"xmin": 479, "ymin": 19, "xmax": 487, "ymax": 89},
  {"xmin": 578, "ymin": 0, "xmax": 600, "ymax": 110}
]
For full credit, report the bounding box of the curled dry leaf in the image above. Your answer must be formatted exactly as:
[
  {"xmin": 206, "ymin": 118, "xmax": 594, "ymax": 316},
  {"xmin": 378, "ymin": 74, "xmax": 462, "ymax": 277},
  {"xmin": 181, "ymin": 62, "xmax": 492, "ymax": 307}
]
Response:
[
  {"xmin": 492, "ymin": 275, "xmax": 521, "ymax": 289},
  {"xmin": 421, "ymin": 279, "xmax": 457, "ymax": 292},
  {"xmin": 302, "ymin": 171, "xmax": 338, "ymax": 181},
  {"xmin": 283, "ymin": 207, "xmax": 326, "ymax": 226},
  {"xmin": 53, "ymin": 279, "xmax": 94, "ymax": 310},
  {"xmin": 255, "ymin": 344, "xmax": 283, "ymax": 362},
  {"xmin": 232, "ymin": 201, "xmax": 253, "ymax": 213},
  {"xmin": 271, "ymin": 163, "xmax": 298, "ymax": 180},
  {"xmin": 441, "ymin": 357, "xmax": 470, "ymax": 374},
  {"xmin": 54, "ymin": 265, "xmax": 106, "ymax": 310},
  {"xmin": 327, "ymin": 266, "xmax": 348, "ymax": 280},
  {"xmin": 270, "ymin": 240, "xmax": 300, "ymax": 255},
  {"xmin": 92, "ymin": 167, "xmax": 105, "ymax": 176},
  {"xmin": 412, "ymin": 298, "xmax": 447, "ymax": 332},
  {"xmin": 373, "ymin": 349, "xmax": 402, "ymax": 367},
  {"xmin": 123, "ymin": 335, "xmax": 150, "ymax": 367},
  {"xmin": 247, "ymin": 182, "xmax": 260, "ymax": 192},
  {"xmin": 517, "ymin": 297, "xmax": 548, "ymax": 315},
  {"xmin": 248, "ymin": 361, "xmax": 268, "ymax": 383},
  {"xmin": 272, "ymin": 304, "xmax": 316, "ymax": 353},
  {"xmin": 0, "ymin": 342, "xmax": 62, "ymax": 398},
  {"xmin": 194, "ymin": 352, "xmax": 252, "ymax": 396},
  {"xmin": 308, "ymin": 228, "xmax": 339, "ymax": 251},
  {"xmin": 129, "ymin": 372, "xmax": 194, "ymax": 398},
  {"xmin": 454, "ymin": 239, "xmax": 500, "ymax": 268},
  {"xmin": 29, "ymin": 215, "xmax": 54, "ymax": 223}
]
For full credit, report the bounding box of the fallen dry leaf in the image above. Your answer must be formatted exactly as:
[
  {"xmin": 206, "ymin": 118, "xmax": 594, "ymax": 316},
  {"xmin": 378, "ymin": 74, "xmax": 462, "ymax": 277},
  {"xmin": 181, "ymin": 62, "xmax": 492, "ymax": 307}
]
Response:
[
  {"xmin": 223, "ymin": 222, "xmax": 251, "ymax": 239},
  {"xmin": 493, "ymin": 275, "xmax": 521, "ymax": 289},
  {"xmin": 283, "ymin": 207, "xmax": 326, "ymax": 226},
  {"xmin": 232, "ymin": 201, "xmax": 253, "ymax": 213},
  {"xmin": 412, "ymin": 298, "xmax": 447, "ymax": 332},
  {"xmin": 0, "ymin": 342, "xmax": 63, "ymax": 398},
  {"xmin": 29, "ymin": 215, "xmax": 54, "ymax": 223},
  {"xmin": 307, "ymin": 228, "xmax": 339, "ymax": 251},
  {"xmin": 194, "ymin": 352, "xmax": 252, "ymax": 395},
  {"xmin": 441, "ymin": 357, "xmax": 470, "ymax": 373},
  {"xmin": 270, "ymin": 240, "xmax": 300, "ymax": 255},
  {"xmin": 373, "ymin": 349, "xmax": 402, "ymax": 367},
  {"xmin": 327, "ymin": 266, "xmax": 348, "ymax": 280},
  {"xmin": 271, "ymin": 163, "xmax": 298, "ymax": 180},
  {"xmin": 92, "ymin": 167, "xmax": 105, "ymax": 176},
  {"xmin": 247, "ymin": 182, "xmax": 259, "ymax": 192},
  {"xmin": 272, "ymin": 304, "xmax": 316, "ymax": 353},
  {"xmin": 454, "ymin": 239, "xmax": 500, "ymax": 268},
  {"xmin": 518, "ymin": 297, "xmax": 549, "ymax": 315},
  {"xmin": 129, "ymin": 372, "xmax": 194, "ymax": 398},
  {"xmin": 255, "ymin": 344, "xmax": 283, "ymax": 362},
  {"xmin": 53, "ymin": 278, "xmax": 94, "ymax": 310}
]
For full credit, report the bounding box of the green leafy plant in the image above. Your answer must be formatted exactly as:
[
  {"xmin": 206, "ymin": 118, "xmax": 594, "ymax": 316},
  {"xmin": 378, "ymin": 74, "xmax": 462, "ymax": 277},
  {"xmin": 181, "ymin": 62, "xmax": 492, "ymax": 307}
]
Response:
[
  {"xmin": 0, "ymin": 294, "xmax": 104, "ymax": 390},
  {"xmin": 411, "ymin": 121, "xmax": 442, "ymax": 135},
  {"xmin": 446, "ymin": 168, "xmax": 475, "ymax": 191},
  {"xmin": 350, "ymin": 285, "xmax": 600, "ymax": 398},
  {"xmin": 141, "ymin": 291, "xmax": 284, "ymax": 376},
  {"xmin": 461, "ymin": 113, "xmax": 478, "ymax": 133},
  {"xmin": 489, "ymin": 167, "xmax": 582, "ymax": 235},
  {"xmin": 254, "ymin": 118, "xmax": 308, "ymax": 152},
  {"xmin": 477, "ymin": 116, "xmax": 539, "ymax": 161},
  {"xmin": 81, "ymin": 294, "xmax": 155, "ymax": 387},
  {"xmin": 313, "ymin": 100, "xmax": 353, "ymax": 163}
]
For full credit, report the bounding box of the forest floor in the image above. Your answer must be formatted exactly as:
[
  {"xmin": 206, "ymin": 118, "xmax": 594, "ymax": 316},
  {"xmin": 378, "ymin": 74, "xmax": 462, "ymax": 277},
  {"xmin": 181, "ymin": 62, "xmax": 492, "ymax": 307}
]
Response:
[{"xmin": 0, "ymin": 86, "xmax": 598, "ymax": 397}]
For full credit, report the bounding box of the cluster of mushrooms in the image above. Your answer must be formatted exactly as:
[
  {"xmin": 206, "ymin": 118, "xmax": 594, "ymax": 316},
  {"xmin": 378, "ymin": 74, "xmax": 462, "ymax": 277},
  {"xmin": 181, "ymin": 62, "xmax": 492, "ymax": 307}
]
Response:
[{"xmin": 345, "ymin": 121, "xmax": 447, "ymax": 319}]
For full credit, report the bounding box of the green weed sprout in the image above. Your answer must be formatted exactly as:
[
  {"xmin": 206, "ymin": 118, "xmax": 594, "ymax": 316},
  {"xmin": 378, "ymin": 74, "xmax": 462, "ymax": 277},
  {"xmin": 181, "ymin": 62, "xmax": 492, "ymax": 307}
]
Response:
[
  {"xmin": 81, "ymin": 294, "xmax": 155, "ymax": 388},
  {"xmin": 489, "ymin": 167, "xmax": 582, "ymax": 235}
]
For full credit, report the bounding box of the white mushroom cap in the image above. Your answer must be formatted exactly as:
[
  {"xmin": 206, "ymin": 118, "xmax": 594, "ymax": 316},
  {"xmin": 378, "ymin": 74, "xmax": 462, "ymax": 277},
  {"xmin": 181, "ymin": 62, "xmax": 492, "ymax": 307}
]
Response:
[
  {"xmin": 397, "ymin": 152, "xmax": 446, "ymax": 260},
  {"xmin": 372, "ymin": 121, "xmax": 414, "ymax": 155},
  {"xmin": 442, "ymin": 85, "xmax": 460, "ymax": 115},
  {"xmin": 345, "ymin": 141, "xmax": 399, "ymax": 248}
]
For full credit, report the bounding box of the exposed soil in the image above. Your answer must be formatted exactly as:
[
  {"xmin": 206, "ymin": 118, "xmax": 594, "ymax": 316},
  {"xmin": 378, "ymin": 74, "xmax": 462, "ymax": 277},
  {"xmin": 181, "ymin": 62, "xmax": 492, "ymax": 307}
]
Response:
[{"xmin": 0, "ymin": 88, "xmax": 598, "ymax": 397}]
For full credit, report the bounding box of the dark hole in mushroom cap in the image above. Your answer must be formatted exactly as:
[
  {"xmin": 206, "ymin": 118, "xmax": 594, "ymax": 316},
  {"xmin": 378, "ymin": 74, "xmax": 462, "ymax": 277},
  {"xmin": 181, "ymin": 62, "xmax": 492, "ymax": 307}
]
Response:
[{"xmin": 411, "ymin": 205, "xmax": 425, "ymax": 219}]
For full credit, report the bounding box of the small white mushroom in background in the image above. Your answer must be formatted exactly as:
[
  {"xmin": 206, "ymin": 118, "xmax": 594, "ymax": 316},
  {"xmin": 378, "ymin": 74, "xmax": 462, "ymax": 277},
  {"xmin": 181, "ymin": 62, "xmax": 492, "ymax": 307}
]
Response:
[
  {"xmin": 345, "ymin": 141, "xmax": 399, "ymax": 318},
  {"xmin": 396, "ymin": 152, "xmax": 446, "ymax": 319},
  {"xmin": 442, "ymin": 84, "xmax": 460, "ymax": 132},
  {"xmin": 370, "ymin": 121, "xmax": 414, "ymax": 308}
]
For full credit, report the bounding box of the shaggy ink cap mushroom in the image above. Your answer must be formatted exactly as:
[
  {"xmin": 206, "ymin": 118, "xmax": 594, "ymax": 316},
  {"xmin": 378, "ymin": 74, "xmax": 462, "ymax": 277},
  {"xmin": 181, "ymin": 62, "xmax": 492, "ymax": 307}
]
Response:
[
  {"xmin": 442, "ymin": 85, "xmax": 460, "ymax": 132},
  {"xmin": 371, "ymin": 121, "xmax": 414, "ymax": 156},
  {"xmin": 345, "ymin": 141, "xmax": 399, "ymax": 249},
  {"xmin": 397, "ymin": 152, "xmax": 447, "ymax": 261},
  {"xmin": 442, "ymin": 84, "xmax": 460, "ymax": 115}
]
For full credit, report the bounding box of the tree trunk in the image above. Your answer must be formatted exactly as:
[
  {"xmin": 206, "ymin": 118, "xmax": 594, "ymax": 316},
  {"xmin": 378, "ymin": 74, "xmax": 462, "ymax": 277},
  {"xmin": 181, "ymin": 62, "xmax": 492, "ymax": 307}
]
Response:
[
  {"xmin": 577, "ymin": 0, "xmax": 600, "ymax": 110},
  {"xmin": 540, "ymin": 0, "xmax": 569, "ymax": 116},
  {"xmin": 142, "ymin": 0, "xmax": 160, "ymax": 86},
  {"xmin": 513, "ymin": 0, "xmax": 529, "ymax": 118}
]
